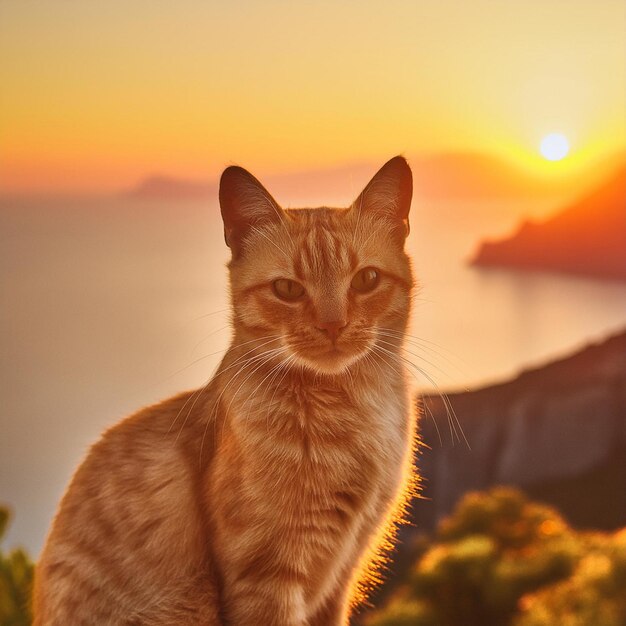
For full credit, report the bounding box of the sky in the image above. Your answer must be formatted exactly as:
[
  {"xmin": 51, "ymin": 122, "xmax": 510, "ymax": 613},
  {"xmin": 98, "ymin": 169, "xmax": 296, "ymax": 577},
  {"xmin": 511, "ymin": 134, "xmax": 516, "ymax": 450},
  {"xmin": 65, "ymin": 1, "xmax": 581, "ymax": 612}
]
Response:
[{"xmin": 1, "ymin": 0, "xmax": 625, "ymax": 193}]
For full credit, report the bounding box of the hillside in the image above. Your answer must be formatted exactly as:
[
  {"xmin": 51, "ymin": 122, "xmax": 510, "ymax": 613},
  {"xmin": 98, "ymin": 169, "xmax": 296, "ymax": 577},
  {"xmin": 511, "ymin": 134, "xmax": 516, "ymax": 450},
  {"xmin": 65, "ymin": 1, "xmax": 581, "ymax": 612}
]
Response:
[
  {"xmin": 471, "ymin": 166, "xmax": 626, "ymax": 280},
  {"xmin": 412, "ymin": 329, "xmax": 626, "ymax": 534}
]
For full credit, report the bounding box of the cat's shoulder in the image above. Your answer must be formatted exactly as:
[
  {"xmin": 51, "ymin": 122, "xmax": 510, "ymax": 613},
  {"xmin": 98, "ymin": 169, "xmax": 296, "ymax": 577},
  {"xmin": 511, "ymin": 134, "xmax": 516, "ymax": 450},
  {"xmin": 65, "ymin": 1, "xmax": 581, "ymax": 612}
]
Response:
[
  {"xmin": 80, "ymin": 388, "xmax": 211, "ymax": 475},
  {"xmin": 104, "ymin": 389, "xmax": 201, "ymax": 439},
  {"xmin": 41, "ymin": 389, "xmax": 212, "ymax": 596},
  {"xmin": 56, "ymin": 388, "xmax": 212, "ymax": 523}
]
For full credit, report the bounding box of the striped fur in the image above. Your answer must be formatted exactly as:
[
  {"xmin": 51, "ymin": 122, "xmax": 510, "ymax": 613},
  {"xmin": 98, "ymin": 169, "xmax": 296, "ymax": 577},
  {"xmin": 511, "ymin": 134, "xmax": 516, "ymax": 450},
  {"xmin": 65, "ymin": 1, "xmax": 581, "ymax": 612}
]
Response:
[{"xmin": 34, "ymin": 156, "xmax": 419, "ymax": 625}]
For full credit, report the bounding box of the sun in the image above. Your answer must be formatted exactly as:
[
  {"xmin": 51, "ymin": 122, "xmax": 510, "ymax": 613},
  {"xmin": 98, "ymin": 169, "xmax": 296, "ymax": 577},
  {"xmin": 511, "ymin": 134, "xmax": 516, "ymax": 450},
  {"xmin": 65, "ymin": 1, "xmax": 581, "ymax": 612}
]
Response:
[{"xmin": 540, "ymin": 133, "xmax": 570, "ymax": 161}]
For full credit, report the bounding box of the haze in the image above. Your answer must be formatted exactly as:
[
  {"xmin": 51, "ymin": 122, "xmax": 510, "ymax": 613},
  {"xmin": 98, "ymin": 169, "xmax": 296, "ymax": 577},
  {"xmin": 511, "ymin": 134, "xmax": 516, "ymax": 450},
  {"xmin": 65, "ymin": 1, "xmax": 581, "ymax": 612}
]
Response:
[{"xmin": 1, "ymin": 0, "xmax": 625, "ymax": 194}]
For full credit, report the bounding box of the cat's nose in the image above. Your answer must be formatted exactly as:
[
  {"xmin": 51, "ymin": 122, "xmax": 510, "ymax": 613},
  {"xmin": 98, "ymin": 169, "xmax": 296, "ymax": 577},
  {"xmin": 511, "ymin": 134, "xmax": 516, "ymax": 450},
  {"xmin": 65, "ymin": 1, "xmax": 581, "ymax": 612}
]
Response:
[{"xmin": 316, "ymin": 319, "xmax": 347, "ymax": 342}]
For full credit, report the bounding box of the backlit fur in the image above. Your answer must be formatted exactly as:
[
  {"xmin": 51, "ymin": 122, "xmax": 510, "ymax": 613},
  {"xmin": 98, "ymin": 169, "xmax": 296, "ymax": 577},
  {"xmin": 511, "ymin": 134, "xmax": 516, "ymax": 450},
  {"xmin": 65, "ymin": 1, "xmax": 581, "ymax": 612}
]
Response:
[{"xmin": 34, "ymin": 156, "xmax": 419, "ymax": 625}]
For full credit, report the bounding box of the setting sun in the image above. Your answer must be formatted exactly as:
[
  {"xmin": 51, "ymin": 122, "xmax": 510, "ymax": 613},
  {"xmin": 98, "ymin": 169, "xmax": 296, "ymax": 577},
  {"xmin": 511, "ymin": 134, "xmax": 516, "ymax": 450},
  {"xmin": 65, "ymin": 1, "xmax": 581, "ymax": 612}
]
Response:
[
  {"xmin": 1, "ymin": 2, "xmax": 625, "ymax": 193},
  {"xmin": 540, "ymin": 133, "xmax": 570, "ymax": 161}
]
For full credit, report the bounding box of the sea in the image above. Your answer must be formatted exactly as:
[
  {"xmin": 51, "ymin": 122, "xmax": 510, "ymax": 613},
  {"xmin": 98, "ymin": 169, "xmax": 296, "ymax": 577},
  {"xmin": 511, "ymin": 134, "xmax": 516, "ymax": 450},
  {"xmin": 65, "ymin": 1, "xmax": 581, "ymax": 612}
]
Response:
[{"xmin": 2, "ymin": 191, "xmax": 626, "ymax": 554}]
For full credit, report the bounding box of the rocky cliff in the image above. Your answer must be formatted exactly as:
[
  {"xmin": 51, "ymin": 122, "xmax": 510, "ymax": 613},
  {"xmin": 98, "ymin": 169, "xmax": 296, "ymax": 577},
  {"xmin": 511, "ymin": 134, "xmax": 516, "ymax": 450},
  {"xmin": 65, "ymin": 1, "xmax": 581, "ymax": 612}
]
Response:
[
  {"xmin": 412, "ymin": 329, "xmax": 626, "ymax": 532},
  {"xmin": 471, "ymin": 166, "xmax": 626, "ymax": 280}
]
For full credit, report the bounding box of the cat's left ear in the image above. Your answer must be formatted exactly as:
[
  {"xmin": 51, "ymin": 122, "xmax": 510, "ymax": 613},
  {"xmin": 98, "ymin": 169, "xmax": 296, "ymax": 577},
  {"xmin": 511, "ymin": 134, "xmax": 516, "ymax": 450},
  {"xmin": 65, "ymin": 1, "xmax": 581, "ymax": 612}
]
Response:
[
  {"xmin": 219, "ymin": 165, "xmax": 285, "ymax": 255},
  {"xmin": 351, "ymin": 155, "xmax": 413, "ymax": 239}
]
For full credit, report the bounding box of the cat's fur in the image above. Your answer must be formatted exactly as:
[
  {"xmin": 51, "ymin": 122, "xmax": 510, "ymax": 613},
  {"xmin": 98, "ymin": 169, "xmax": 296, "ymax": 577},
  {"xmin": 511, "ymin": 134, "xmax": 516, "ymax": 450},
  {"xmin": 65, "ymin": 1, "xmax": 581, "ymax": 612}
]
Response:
[{"xmin": 34, "ymin": 156, "xmax": 418, "ymax": 625}]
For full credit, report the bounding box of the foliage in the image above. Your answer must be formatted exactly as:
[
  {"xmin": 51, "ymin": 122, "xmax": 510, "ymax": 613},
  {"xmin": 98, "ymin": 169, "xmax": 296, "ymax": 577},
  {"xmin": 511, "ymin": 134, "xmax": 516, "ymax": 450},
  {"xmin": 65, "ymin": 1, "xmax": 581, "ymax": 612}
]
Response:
[
  {"xmin": 366, "ymin": 487, "xmax": 625, "ymax": 626},
  {"xmin": 514, "ymin": 529, "xmax": 626, "ymax": 626},
  {"xmin": 0, "ymin": 507, "xmax": 33, "ymax": 626}
]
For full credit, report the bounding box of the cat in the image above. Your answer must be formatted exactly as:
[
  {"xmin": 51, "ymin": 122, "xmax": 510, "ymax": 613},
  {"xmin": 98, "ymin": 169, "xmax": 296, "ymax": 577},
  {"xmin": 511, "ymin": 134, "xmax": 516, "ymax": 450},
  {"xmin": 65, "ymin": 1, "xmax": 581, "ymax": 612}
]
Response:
[{"xmin": 33, "ymin": 155, "xmax": 419, "ymax": 625}]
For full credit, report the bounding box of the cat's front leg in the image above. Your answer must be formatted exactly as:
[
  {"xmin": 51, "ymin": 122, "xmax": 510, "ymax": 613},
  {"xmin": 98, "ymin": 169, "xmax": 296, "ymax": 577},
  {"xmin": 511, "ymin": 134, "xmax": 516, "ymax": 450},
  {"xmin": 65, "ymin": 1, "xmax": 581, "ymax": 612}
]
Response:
[
  {"xmin": 222, "ymin": 577, "xmax": 308, "ymax": 626},
  {"xmin": 307, "ymin": 585, "xmax": 351, "ymax": 626}
]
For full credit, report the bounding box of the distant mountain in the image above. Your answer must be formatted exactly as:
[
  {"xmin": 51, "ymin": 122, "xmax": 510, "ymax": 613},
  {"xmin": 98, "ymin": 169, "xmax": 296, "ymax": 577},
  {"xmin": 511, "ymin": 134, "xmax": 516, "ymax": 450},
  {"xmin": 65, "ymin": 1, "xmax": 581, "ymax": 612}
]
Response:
[
  {"xmin": 471, "ymin": 166, "xmax": 626, "ymax": 280},
  {"xmin": 413, "ymin": 329, "xmax": 626, "ymax": 534},
  {"xmin": 125, "ymin": 152, "xmax": 603, "ymax": 204},
  {"xmin": 126, "ymin": 175, "xmax": 216, "ymax": 201}
]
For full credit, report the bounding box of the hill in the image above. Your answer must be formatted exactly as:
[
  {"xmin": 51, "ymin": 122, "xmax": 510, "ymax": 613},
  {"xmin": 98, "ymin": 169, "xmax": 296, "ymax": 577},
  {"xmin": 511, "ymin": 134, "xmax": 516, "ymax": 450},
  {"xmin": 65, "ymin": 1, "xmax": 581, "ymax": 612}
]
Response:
[
  {"xmin": 471, "ymin": 166, "xmax": 626, "ymax": 280},
  {"xmin": 413, "ymin": 329, "xmax": 626, "ymax": 534}
]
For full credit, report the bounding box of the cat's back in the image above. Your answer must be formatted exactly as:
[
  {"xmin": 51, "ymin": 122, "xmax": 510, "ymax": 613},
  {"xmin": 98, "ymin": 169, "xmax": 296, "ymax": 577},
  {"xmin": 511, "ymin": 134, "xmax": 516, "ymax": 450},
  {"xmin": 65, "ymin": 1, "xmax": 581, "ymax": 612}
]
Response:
[{"xmin": 34, "ymin": 390, "xmax": 221, "ymax": 625}]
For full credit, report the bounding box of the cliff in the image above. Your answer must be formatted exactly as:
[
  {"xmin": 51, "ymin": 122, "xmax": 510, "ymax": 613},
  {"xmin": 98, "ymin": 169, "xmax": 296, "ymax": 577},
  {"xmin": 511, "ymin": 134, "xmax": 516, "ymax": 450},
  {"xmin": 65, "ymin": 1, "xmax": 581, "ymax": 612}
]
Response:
[
  {"xmin": 412, "ymin": 329, "xmax": 626, "ymax": 533},
  {"xmin": 471, "ymin": 166, "xmax": 626, "ymax": 280}
]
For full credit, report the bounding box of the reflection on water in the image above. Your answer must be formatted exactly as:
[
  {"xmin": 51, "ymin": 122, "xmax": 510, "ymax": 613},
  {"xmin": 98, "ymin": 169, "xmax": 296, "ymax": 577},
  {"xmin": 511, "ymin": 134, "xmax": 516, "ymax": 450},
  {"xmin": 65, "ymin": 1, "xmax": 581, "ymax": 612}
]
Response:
[{"xmin": 1, "ymin": 196, "xmax": 625, "ymax": 553}]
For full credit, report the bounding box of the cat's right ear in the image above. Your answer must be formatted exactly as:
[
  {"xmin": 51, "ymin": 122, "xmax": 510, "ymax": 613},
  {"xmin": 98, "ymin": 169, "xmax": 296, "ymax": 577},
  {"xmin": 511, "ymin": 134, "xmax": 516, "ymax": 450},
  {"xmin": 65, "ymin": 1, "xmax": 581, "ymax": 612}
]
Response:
[{"xmin": 219, "ymin": 166, "xmax": 285, "ymax": 256}]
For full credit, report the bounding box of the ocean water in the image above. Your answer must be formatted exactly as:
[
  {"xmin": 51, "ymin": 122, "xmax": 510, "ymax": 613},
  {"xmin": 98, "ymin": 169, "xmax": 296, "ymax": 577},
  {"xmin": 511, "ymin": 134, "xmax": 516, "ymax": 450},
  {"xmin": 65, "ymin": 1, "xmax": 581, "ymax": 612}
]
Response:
[{"xmin": 2, "ymin": 195, "xmax": 626, "ymax": 554}]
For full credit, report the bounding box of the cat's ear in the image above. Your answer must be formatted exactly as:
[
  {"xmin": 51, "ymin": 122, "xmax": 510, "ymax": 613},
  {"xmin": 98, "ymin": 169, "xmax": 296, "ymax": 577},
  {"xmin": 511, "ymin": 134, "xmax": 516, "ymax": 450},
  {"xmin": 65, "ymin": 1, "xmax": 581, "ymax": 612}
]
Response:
[
  {"xmin": 351, "ymin": 156, "xmax": 412, "ymax": 238},
  {"xmin": 219, "ymin": 166, "xmax": 285, "ymax": 254}
]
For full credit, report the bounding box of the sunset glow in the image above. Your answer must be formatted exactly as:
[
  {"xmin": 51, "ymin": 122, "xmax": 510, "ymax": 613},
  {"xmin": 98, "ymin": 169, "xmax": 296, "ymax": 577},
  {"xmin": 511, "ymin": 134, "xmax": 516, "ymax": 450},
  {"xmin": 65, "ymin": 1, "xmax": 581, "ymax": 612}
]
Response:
[{"xmin": 0, "ymin": 1, "xmax": 624, "ymax": 194}]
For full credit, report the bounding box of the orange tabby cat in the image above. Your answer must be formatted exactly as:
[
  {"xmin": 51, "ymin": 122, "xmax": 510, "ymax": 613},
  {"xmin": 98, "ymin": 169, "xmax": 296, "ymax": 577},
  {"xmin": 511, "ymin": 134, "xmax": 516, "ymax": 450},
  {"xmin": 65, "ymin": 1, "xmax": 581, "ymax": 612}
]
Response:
[{"xmin": 34, "ymin": 156, "xmax": 418, "ymax": 625}]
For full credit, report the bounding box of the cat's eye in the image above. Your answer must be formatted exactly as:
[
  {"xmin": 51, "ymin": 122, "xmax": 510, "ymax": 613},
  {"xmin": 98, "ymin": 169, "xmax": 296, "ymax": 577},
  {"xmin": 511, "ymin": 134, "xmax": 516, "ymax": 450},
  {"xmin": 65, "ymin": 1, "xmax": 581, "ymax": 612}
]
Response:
[
  {"xmin": 273, "ymin": 279, "xmax": 305, "ymax": 301},
  {"xmin": 351, "ymin": 267, "xmax": 379, "ymax": 293}
]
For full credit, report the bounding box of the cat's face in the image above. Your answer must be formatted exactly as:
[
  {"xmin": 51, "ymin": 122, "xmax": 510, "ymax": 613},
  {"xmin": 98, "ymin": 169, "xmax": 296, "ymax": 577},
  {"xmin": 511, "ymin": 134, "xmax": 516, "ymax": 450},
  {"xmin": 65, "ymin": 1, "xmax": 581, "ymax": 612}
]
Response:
[{"xmin": 220, "ymin": 156, "xmax": 414, "ymax": 375}]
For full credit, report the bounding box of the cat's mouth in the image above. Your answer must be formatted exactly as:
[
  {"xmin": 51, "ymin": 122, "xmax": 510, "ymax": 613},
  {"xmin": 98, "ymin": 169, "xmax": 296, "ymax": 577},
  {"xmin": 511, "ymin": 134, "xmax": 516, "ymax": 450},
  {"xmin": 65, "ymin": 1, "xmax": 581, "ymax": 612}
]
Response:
[
  {"xmin": 323, "ymin": 346, "xmax": 343, "ymax": 357},
  {"xmin": 288, "ymin": 338, "xmax": 371, "ymax": 374}
]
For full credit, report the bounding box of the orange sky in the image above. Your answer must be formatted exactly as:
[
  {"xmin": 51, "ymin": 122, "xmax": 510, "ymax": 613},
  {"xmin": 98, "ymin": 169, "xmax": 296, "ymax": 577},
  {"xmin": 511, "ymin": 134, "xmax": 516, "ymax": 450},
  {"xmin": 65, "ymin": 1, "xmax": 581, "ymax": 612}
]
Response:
[{"xmin": 1, "ymin": 1, "xmax": 624, "ymax": 194}]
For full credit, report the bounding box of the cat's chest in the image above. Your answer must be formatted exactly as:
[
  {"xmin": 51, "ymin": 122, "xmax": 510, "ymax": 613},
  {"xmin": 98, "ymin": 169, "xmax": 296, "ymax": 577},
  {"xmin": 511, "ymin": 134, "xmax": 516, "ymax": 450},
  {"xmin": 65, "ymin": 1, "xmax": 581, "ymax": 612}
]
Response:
[{"xmin": 239, "ymin": 382, "xmax": 408, "ymax": 489}]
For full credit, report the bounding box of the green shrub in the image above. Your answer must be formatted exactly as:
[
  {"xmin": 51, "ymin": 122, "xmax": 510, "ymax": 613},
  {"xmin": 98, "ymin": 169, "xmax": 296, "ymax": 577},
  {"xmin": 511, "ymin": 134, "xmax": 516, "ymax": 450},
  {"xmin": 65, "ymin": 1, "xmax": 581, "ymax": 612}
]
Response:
[
  {"xmin": 366, "ymin": 488, "xmax": 625, "ymax": 626},
  {"xmin": 0, "ymin": 507, "xmax": 34, "ymax": 626},
  {"xmin": 514, "ymin": 529, "xmax": 626, "ymax": 626}
]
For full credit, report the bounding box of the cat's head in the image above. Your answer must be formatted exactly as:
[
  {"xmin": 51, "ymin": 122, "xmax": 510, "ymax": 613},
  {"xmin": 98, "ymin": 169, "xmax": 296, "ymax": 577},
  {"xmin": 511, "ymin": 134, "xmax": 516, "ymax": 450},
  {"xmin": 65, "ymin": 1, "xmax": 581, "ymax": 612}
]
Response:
[{"xmin": 219, "ymin": 156, "xmax": 414, "ymax": 375}]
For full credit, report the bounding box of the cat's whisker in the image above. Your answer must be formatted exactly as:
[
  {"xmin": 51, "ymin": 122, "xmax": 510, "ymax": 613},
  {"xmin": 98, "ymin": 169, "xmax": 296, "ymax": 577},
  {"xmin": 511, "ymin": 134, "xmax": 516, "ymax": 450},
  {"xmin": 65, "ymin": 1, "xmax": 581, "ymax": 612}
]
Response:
[
  {"xmin": 263, "ymin": 353, "xmax": 298, "ymax": 431},
  {"xmin": 202, "ymin": 350, "xmax": 277, "ymax": 456},
  {"xmin": 166, "ymin": 335, "xmax": 282, "ymax": 437},
  {"xmin": 387, "ymin": 347, "xmax": 460, "ymax": 445},
  {"xmin": 165, "ymin": 335, "xmax": 231, "ymax": 381},
  {"xmin": 203, "ymin": 346, "xmax": 288, "ymax": 457},
  {"xmin": 368, "ymin": 344, "xmax": 406, "ymax": 380},
  {"xmin": 261, "ymin": 354, "xmax": 294, "ymax": 409},
  {"xmin": 368, "ymin": 343, "xmax": 448, "ymax": 444},
  {"xmin": 157, "ymin": 329, "xmax": 249, "ymax": 385},
  {"xmin": 170, "ymin": 334, "xmax": 280, "ymax": 393},
  {"xmin": 191, "ymin": 325, "xmax": 231, "ymax": 356},
  {"xmin": 369, "ymin": 342, "xmax": 456, "ymax": 442},
  {"xmin": 375, "ymin": 336, "xmax": 452, "ymax": 382},
  {"xmin": 171, "ymin": 339, "xmax": 282, "ymax": 442},
  {"xmin": 374, "ymin": 327, "xmax": 470, "ymax": 380},
  {"xmin": 371, "ymin": 343, "xmax": 470, "ymax": 450},
  {"xmin": 412, "ymin": 368, "xmax": 469, "ymax": 449},
  {"xmin": 207, "ymin": 345, "xmax": 285, "ymax": 420},
  {"xmin": 224, "ymin": 347, "xmax": 290, "ymax": 422},
  {"xmin": 205, "ymin": 347, "xmax": 289, "ymax": 457},
  {"xmin": 389, "ymin": 335, "xmax": 460, "ymax": 367},
  {"xmin": 176, "ymin": 347, "xmax": 278, "ymax": 446},
  {"xmin": 344, "ymin": 360, "xmax": 355, "ymax": 386},
  {"xmin": 421, "ymin": 395, "xmax": 443, "ymax": 447},
  {"xmin": 265, "ymin": 354, "xmax": 297, "ymax": 429},
  {"xmin": 241, "ymin": 349, "xmax": 293, "ymax": 422},
  {"xmin": 190, "ymin": 308, "xmax": 231, "ymax": 322},
  {"xmin": 360, "ymin": 350, "xmax": 387, "ymax": 385},
  {"xmin": 377, "ymin": 326, "xmax": 467, "ymax": 364}
]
